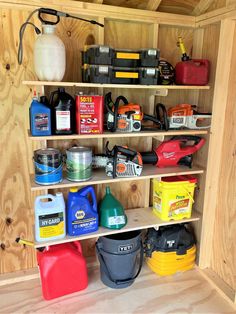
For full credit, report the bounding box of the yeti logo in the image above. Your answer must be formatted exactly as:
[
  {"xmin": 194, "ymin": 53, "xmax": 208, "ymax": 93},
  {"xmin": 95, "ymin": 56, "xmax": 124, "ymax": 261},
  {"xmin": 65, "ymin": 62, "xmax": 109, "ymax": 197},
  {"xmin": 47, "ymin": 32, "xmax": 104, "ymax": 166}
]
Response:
[{"xmin": 118, "ymin": 244, "xmax": 133, "ymax": 252}]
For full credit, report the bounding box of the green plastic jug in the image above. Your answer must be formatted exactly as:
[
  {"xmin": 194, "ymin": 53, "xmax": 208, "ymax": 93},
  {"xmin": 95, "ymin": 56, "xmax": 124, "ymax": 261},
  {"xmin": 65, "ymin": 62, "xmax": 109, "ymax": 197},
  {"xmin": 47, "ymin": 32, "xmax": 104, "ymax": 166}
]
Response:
[{"xmin": 100, "ymin": 186, "xmax": 127, "ymax": 229}]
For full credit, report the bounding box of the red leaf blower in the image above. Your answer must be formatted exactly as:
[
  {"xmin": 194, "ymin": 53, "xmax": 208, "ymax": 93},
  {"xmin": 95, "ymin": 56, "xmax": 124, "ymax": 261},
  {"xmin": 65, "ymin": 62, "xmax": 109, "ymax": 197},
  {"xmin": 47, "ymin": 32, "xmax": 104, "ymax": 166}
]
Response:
[{"xmin": 141, "ymin": 136, "xmax": 205, "ymax": 168}]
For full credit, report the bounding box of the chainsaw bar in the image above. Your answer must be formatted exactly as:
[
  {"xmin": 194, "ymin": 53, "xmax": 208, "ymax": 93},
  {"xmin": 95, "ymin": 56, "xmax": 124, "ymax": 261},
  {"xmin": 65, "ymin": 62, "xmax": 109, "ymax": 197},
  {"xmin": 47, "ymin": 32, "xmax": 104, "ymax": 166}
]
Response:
[{"xmin": 92, "ymin": 156, "xmax": 109, "ymax": 168}]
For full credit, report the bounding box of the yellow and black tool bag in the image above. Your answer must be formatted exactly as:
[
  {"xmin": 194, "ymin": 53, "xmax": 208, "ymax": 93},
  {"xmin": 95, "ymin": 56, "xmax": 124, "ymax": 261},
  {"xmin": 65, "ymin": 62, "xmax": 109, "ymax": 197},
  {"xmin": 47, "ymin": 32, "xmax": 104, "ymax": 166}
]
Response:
[{"xmin": 144, "ymin": 224, "xmax": 196, "ymax": 276}]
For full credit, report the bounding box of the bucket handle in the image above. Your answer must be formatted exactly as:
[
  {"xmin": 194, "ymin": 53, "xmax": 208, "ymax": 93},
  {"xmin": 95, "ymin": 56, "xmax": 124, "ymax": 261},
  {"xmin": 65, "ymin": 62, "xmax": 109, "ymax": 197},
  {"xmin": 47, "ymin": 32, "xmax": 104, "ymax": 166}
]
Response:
[
  {"xmin": 181, "ymin": 185, "xmax": 195, "ymax": 203},
  {"xmin": 95, "ymin": 240, "xmax": 143, "ymax": 286}
]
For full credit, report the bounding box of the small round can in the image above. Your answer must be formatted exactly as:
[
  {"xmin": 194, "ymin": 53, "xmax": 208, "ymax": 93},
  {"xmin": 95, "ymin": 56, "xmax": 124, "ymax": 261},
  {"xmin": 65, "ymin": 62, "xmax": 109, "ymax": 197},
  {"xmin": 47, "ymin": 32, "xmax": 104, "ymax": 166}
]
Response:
[
  {"xmin": 34, "ymin": 148, "xmax": 63, "ymax": 185},
  {"xmin": 66, "ymin": 146, "xmax": 92, "ymax": 182}
]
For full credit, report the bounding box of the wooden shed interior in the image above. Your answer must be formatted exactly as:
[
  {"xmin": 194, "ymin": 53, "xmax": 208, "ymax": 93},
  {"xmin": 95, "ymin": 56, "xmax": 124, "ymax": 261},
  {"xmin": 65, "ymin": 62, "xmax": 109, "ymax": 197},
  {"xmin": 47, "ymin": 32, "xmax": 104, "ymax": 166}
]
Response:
[{"xmin": 0, "ymin": 0, "xmax": 235, "ymax": 310}]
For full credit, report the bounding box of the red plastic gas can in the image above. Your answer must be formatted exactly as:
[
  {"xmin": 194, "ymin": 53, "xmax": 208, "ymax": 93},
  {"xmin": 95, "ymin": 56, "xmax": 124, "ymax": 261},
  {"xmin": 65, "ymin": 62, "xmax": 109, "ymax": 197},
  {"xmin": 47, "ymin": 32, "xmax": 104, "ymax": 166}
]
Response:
[
  {"xmin": 175, "ymin": 59, "xmax": 210, "ymax": 85},
  {"xmin": 76, "ymin": 95, "xmax": 104, "ymax": 134},
  {"xmin": 37, "ymin": 241, "xmax": 88, "ymax": 300}
]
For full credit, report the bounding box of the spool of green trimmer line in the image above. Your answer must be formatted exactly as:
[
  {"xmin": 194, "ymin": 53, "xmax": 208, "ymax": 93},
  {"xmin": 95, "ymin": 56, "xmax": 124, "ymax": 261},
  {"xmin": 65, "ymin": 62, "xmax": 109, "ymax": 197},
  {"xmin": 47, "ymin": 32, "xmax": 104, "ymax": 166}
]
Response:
[{"xmin": 66, "ymin": 147, "xmax": 92, "ymax": 182}]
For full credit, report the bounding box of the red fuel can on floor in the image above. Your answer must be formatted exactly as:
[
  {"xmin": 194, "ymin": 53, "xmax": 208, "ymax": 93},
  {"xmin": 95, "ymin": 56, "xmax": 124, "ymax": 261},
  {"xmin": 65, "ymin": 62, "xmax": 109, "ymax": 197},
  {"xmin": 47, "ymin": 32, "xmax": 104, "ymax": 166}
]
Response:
[
  {"xmin": 37, "ymin": 241, "xmax": 88, "ymax": 300},
  {"xmin": 175, "ymin": 59, "xmax": 210, "ymax": 85}
]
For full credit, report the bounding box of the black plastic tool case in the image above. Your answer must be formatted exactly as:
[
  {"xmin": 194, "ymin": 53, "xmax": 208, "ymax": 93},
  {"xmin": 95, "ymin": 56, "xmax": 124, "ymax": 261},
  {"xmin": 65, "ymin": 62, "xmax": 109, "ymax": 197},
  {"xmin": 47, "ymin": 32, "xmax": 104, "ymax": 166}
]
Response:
[
  {"xmin": 82, "ymin": 45, "xmax": 113, "ymax": 65},
  {"xmin": 82, "ymin": 46, "xmax": 160, "ymax": 68},
  {"xmin": 82, "ymin": 65, "xmax": 159, "ymax": 85}
]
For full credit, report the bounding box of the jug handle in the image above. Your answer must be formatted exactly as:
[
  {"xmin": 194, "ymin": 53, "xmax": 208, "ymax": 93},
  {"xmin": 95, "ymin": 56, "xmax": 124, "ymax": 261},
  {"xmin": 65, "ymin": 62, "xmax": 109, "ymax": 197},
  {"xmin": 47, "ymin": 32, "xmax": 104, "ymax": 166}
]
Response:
[
  {"xmin": 79, "ymin": 186, "xmax": 97, "ymax": 212},
  {"xmin": 36, "ymin": 194, "xmax": 56, "ymax": 204},
  {"xmin": 73, "ymin": 241, "xmax": 82, "ymax": 254},
  {"xmin": 49, "ymin": 89, "xmax": 59, "ymax": 105},
  {"xmin": 95, "ymin": 239, "xmax": 143, "ymax": 286},
  {"xmin": 191, "ymin": 59, "xmax": 210, "ymax": 66}
]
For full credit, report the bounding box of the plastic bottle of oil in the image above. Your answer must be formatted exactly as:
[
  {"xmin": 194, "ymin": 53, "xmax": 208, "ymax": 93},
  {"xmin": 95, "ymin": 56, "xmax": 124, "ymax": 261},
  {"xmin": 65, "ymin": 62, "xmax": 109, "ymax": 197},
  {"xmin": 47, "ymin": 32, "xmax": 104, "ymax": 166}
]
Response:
[{"xmin": 30, "ymin": 91, "xmax": 51, "ymax": 136}]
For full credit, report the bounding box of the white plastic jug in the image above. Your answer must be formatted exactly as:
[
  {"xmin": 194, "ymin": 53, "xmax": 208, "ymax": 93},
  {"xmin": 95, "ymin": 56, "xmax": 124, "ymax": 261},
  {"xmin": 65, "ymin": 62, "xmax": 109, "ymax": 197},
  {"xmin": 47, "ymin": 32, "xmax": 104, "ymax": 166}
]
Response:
[
  {"xmin": 34, "ymin": 24, "xmax": 66, "ymax": 81},
  {"xmin": 35, "ymin": 192, "xmax": 66, "ymax": 243}
]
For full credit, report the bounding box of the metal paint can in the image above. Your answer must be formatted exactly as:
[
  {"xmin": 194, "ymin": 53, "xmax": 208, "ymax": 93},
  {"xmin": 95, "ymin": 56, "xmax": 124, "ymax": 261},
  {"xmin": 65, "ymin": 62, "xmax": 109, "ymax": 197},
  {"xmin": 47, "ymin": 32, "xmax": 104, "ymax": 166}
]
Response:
[
  {"xmin": 66, "ymin": 147, "xmax": 92, "ymax": 182},
  {"xmin": 34, "ymin": 148, "xmax": 63, "ymax": 185}
]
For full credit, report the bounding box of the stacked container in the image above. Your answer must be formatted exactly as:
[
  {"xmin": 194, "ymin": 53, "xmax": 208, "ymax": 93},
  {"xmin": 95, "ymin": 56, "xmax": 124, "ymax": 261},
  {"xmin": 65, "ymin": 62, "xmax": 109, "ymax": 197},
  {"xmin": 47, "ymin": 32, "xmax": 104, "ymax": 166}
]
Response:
[
  {"xmin": 145, "ymin": 225, "xmax": 196, "ymax": 276},
  {"xmin": 82, "ymin": 45, "xmax": 160, "ymax": 85},
  {"xmin": 152, "ymin": 175, "xmax": 197, "ymax": 221}
]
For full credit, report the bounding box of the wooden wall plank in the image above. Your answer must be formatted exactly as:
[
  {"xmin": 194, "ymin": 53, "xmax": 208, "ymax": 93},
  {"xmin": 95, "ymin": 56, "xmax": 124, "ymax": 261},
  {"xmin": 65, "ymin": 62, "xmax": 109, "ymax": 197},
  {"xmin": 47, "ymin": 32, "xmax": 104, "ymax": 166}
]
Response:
[
  {"xmin": 0, "ymin": 0, "xmax": 196, "ymax": 26},
  {"xmin": 0, "ymin": 8, "xmax": 40, "ymax": 274},
  {"xmin": 0, "ymin": 3, "xmax": 102, "ymax": 273},
  {"xmin": 199, "ymin": 19, "xmax": 235, "ymax": 269},
  {"xmin": 158, "ymin": 0, "xmax": 199, "ymax": 16},
  {"xmin": 192, "ymin": 0, "xmax": 217, "ymax": 16},
  {"xmin": 146, "ymin": 0, "xmax": 162, "ymax": 11},
  {"xmin": 196, "ymin": 6, "xmax": 236, "ymax": 27},
  {"xmin": 210, "ymin": 24, "xmax": 236, "ymax": 291}
]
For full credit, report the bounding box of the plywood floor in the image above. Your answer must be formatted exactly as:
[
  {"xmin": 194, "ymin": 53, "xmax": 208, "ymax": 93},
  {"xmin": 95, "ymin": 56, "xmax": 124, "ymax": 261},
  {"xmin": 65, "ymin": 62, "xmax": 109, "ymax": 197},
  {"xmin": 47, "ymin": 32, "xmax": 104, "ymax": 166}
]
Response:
[{"xmin": 0, "ymin": 265, "xmax": 235, "ymax": 314}]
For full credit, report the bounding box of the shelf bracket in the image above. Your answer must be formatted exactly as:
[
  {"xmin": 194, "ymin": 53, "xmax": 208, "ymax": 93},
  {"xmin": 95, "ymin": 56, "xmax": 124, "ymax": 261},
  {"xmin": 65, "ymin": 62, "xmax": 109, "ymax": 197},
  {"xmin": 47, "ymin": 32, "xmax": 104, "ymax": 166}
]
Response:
[
  {"xmin": 153, "ymin": 225, "xmax": 159, "ymax": 231},
  {"xmin": 154, "ymin": 89, "xmax": 168, "ymax": 97}
]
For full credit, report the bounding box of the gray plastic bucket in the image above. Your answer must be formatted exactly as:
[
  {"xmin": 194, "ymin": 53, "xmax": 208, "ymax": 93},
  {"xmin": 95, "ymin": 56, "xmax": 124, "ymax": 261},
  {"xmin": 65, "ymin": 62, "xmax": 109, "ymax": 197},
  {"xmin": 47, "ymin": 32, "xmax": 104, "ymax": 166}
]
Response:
[{"xmin": 96, "ymin": 231, "xmax": 143, "ymax": 289}]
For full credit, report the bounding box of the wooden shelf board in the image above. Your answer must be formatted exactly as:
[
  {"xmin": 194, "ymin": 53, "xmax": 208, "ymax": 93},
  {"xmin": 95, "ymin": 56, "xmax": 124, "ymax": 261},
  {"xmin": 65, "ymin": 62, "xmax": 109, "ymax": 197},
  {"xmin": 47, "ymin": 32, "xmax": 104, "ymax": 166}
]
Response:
[
  {"xmin": 34, "ymin": 207, "xmax": 200, "ymax": 248},
  {"xmin": 23, "ymin": 81, "xmax": 210, "ymax": 90},
  {"xmin": 28, "ymin": 129, "xmax": 208, "ymax": 141},
  {"xmin": 30, "ymin": 165, "xmax": 204, "ymax": 191}
]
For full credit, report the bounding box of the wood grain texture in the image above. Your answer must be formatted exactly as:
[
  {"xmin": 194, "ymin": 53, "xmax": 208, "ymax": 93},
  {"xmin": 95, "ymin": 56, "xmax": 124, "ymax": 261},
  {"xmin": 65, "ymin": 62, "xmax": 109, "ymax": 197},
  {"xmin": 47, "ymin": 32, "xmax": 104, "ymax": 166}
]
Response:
[
  {"xmin": 201, "ymin": 268, "xmax": 236, "ymax": 303},
  {"xmin": 0, "ymin": 266, "xmax": 235, "ymax": 313},
  {"xmin": 158, "ymin": 25, "xmax": 194, "ymax": 67},
  {"xmin": 190, "ymin": 24, "xmax": 220, "ymax": 259},
  {"xmin": 57, "ymin": 19, "xmax": 97, "ymax": 83},
  {"xmin": 158, "ymin": 0, "xmax": 200, "ymax": 15},
  {"xmin": 210, "ymin": 24, "xmax": 236, "ymax": 291},
  {"xmin": 198, "ymin": 23, "xmax": 220, "ymax": 113},
  {"xmin": 192, "ymin": 0, "xmax": 216, "ymax": 16},
  {"xmin": 0, "ymin": 0, "xmax": 196, "ymax": 26},
  {"xmin": 104, "ymin": 19, "xmax": 155, "ymax": 50},
  {"xmin": 206, "ymin": 0, "xmax": 227, "ymax": 13},
  {"xmin": 146, "ymin": 0, "xmax": 163, "ymax": 11},
  {"xmin": 0, "ymin": 8, "xmax": 42, "ymax": 274},
  {"xmin": 199, "ymin": 20, "xmax": 235, "ymax": 270}
]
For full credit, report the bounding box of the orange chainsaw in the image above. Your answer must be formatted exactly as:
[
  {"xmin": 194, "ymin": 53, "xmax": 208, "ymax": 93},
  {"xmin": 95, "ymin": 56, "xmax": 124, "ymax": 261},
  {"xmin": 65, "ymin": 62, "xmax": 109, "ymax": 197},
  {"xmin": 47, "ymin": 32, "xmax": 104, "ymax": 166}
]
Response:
[
  {"xmin": 168, "ymin": 104, "xmax": 211, "ymax": 129},
  {"xmin": 105, "ymin": 92, "xmax": 169, "ymax": 132},
  {"xmin": 92, "ymin": 142, "xmax": 143, "ymax": 178}
]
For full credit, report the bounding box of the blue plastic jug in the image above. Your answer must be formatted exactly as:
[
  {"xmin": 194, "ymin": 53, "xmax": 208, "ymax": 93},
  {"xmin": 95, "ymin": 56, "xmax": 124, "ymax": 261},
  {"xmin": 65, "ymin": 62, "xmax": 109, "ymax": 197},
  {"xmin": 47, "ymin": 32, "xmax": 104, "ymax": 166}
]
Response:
[{"xmin": 67, "ymin": 186, "xmax": 98, "ymax": 236}]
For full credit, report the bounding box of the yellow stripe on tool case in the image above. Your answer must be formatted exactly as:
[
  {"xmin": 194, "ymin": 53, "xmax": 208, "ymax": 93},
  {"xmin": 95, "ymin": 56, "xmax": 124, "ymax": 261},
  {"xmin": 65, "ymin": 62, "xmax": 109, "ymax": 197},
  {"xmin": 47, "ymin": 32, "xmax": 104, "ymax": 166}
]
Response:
[
  {"xmin": 116, "ymin": 52, "xmax": 140, "ymax": 59},
  {"xmin": 115, "ymin": 72, "xmax": 139, "ymax": 78}
]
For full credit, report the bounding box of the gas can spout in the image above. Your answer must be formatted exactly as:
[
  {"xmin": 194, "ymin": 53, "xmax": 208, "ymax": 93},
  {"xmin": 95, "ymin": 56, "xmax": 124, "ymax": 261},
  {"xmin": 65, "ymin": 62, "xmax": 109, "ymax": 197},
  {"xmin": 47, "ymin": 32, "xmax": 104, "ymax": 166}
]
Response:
[{"xmin": 177, "ymin": 37, "xmax": 190, "ymax": 62}]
